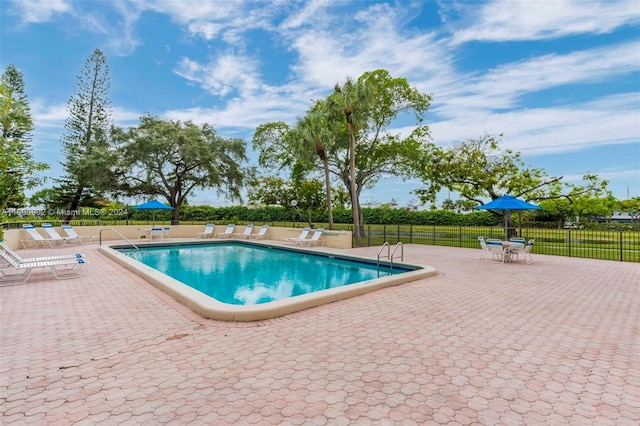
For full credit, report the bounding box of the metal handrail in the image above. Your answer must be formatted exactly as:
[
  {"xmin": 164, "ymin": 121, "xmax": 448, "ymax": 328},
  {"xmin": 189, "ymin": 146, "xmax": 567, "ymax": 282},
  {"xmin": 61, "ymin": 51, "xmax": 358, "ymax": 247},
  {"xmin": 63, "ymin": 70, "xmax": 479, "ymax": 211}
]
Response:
[
  {"xmin": 390, "ymin": 241, "xmax": 404, "ymax": 263},
  {"xmin": 99, "ymin": 228, "xmax": 139, "ymax": 250},
  {"xmin": 376, "ymin": 242, "xmax": 390, "ymax": 277}
]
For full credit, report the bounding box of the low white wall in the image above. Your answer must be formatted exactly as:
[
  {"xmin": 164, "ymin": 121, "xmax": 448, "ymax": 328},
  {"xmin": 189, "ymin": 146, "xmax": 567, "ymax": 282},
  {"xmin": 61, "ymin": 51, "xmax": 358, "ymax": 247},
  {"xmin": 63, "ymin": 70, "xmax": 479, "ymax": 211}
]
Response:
[{"xmin": 3, "ymin": 224, "xmax": 352, "ymax": 250}]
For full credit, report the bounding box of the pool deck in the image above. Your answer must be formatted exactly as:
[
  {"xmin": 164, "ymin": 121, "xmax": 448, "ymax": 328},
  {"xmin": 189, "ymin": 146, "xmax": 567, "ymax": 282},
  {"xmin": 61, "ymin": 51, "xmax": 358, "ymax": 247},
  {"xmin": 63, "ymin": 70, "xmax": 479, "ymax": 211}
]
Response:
[{"xmin": 1, "ymin": 239, "xmax": 639, "ymax": 424}]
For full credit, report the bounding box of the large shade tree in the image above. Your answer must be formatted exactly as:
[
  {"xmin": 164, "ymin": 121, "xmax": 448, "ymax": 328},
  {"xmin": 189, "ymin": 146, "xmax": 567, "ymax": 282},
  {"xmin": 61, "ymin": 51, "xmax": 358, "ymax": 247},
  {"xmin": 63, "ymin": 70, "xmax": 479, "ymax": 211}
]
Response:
[
  {"xmin": 413, "ymin": 134, "xmax": 609, "ymax": 232},
  {"xmin": 111, "ymin": 115, "xmax": 247, "ymax": 223}
]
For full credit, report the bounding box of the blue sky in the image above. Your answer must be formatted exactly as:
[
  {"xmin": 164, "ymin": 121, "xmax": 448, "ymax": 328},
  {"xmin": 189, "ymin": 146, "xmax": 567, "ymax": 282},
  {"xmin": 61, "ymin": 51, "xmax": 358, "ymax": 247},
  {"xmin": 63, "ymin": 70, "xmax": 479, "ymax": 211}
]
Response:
[{"xmin": 1, "ymin": 0, "xmax": 639, "ymax": 208}]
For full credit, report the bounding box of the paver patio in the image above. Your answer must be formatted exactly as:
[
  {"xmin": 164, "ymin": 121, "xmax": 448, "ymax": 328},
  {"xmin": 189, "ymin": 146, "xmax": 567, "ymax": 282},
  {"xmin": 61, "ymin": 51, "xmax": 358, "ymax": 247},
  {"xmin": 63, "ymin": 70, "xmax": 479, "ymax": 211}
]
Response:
[{"xmin": 1, "ymin": 240, "xmax": 639, "ymax": 424}]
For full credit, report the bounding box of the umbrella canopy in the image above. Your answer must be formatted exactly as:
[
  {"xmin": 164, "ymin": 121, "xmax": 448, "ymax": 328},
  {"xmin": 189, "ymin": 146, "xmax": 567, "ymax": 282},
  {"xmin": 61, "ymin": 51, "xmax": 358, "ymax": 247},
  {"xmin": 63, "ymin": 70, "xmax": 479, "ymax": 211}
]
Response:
[
  {"xmin": 476, "ymin": 195, "xmax": 542, "ymax": 239},
  {"xmin": 133, "ymin": 200, "xmax": 174, "ymax": 225},
  {"xmin": 476, "ymin": 195, "xmax": 542, "ymax": 211}
]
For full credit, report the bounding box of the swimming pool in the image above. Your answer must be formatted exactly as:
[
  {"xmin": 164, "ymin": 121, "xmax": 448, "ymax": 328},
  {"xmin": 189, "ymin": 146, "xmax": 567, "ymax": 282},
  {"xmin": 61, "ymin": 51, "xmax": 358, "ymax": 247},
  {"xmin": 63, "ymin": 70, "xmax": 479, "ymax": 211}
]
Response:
[
  {"xmin": 118, "ymin": 243, "xmax": 414, "ymax": 305},
  {"xmin": 99, "ymin": 240, "xmax": 438, "ymax": 321}
]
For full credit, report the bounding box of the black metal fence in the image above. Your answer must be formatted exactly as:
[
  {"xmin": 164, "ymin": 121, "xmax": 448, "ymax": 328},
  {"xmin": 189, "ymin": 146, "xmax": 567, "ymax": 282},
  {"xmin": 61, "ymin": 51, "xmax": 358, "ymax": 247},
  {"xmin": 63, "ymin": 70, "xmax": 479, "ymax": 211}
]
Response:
[
  {"xmin": 3, "ymin": 221, "xmax": 639, "ymax": 263},
  {"xmin": 330, "ymin": 224, "xmax": 640, "ymax": 263}
]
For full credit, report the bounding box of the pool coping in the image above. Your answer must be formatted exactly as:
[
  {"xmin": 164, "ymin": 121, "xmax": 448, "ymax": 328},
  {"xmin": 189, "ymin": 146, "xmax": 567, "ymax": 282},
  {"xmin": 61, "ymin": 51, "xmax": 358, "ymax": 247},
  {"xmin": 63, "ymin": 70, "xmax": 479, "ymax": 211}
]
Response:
[{"xmin": 98, "ymin": 240, "xmax": 439, "ymax": 321}]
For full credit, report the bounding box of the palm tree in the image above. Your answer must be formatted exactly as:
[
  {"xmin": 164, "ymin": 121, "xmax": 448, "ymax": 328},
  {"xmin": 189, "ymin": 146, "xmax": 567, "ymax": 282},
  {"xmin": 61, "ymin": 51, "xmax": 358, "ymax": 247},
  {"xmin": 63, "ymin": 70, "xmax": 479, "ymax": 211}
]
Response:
[
  {"xmin": 292, "ymin": 106, "xmax": 336, "ymax": 229},
  {"xmin": 328, "ymin": 77, "xmax": 370, "ymax": 244}
]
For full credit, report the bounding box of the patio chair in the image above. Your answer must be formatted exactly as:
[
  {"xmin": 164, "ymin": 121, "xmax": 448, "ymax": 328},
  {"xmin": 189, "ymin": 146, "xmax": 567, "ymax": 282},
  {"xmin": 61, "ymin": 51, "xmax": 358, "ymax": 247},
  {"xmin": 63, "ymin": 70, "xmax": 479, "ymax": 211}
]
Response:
[
  {"xmin": 196, "ymin": 224, "xmax": 215, "ymax": 238},
  {"xmin": 478, "ymin": 237, "xmax": 489, "ymax": 260},
  {"xmin": 0, "ymin": 249, "xmax": 87, "ymax": 286},
  {"xmin": 42, "ymin": 224, "xmax": 79, "ymax": 246},
  {"xmin": 281, "ymin": 228, "xmax": 311, "ymax": 244},
  {"xmin": 61, "ymin": 224, "xmax": 95, "ymax": 244},
  {"xmin": 523, "ymin": 239, "xmax": 535, "ymax": 264},
  {"xmin": 249, "ymin": 225, "xmax": 269, "ymax": 240},
  {"xmin": 232, "ymin": 224, "xmax": 254, "ymax": 239},
  {"xmin": 485, "ymin": 239, "xmax": 508, "ymax": 263},
  {"xmin": 507, "ymin": 239, "xmax": 526, "ymax": 262},
  {"xmin": 214, "ymin": 224, "xmax": 235, "ymax": 238},
  {"xmin": 149, "ymin": 228, "xmax": 164, "ymax": 241},
  {"xmin": 21, "ymin": 225, "xmax": 64, "ymax": 249},
  {"xmin": 297, "ymin": 228, "xmax": 324, "ymax": 247},
  {"xmin": 1, "ymin": 241, "xmax": 84, "ymax": 264},
  {"xmin": 162, "ymin": 227, "xmax": 170, "ymax": 239}
]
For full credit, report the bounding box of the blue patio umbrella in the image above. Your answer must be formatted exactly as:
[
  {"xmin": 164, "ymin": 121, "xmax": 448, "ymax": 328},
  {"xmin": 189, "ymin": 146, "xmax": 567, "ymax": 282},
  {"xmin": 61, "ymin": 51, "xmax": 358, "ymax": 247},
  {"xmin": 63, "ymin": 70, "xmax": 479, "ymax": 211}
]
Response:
[
  {"xmin": 133, "ymin": 200, "xmax": 174, "ymax": 226},
  {"xmin": 476, "ymin": 195, "xmax": 542, "ymax": 239}
]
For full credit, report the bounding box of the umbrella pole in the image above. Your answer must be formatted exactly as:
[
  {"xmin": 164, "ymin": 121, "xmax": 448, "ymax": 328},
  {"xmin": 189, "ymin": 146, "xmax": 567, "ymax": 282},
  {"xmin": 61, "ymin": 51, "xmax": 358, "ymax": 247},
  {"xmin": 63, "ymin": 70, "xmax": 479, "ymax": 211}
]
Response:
[
  {"xmin": 505, "ymin": 210, "xmax": 509, "ymax": 240},
  {"xmin": 518, "ymin": 210, "xmax": 522, "ymax": 237}
]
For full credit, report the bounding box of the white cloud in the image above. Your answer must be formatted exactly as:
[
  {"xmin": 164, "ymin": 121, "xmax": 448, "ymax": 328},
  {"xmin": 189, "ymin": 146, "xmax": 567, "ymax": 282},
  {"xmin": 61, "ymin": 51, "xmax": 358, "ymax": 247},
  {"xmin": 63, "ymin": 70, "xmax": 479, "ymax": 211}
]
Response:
[
  {"xmin": 174, "ymin": 54, "xmax": 264, "ymax": 98},
  {"xmin": 450, "ymin": 0, "xmax": 640, "ymax": 44},
  {"xmin": 7, "ymin": 0, "xmax": 72, "ymax": 24},
  {"xmin": 427, "ymin": 93, "xmax": 640, "ymax": 155}
]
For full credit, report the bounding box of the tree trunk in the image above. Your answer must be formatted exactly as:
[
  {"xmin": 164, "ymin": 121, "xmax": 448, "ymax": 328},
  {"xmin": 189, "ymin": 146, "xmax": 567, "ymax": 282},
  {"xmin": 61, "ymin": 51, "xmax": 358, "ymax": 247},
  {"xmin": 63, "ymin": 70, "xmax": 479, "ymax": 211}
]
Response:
[
  {"xmin": 322, "ymin": 158, "xmax": 334, "ymax": 230},
  {"xmin": 346, "ymin": 115, "xmax": 361, "ymax": 244},
  {"xmin": 65, "ymin": 186, "xmax": 84, "ymax": 223}
]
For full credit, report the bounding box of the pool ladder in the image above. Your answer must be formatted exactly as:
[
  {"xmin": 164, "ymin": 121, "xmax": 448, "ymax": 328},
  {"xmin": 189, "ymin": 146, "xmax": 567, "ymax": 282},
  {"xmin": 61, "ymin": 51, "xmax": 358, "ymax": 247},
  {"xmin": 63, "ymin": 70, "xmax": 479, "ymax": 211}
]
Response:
[
  {"xmin": 99, "ymin": 228, "xmax": 139, "ymax": 250},
  {"xmin": 377, "ymin": 242, "xmax": 403, "ymax": 277}
]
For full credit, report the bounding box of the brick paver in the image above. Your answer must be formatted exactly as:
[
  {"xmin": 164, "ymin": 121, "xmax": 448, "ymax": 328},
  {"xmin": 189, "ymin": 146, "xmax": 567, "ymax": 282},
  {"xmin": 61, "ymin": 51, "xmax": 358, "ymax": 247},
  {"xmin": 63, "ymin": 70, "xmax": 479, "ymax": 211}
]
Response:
[{"xmin": 1, "ymin": 241, "xmax": 639, "ymax": 424}]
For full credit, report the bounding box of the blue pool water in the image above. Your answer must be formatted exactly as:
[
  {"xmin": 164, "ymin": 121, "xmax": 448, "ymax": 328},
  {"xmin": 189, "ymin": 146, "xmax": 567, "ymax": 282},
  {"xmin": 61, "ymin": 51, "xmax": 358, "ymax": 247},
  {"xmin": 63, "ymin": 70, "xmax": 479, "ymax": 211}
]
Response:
[{"xmin": 119, "ymin": 242, "xmax": 413, "ymax": 305}]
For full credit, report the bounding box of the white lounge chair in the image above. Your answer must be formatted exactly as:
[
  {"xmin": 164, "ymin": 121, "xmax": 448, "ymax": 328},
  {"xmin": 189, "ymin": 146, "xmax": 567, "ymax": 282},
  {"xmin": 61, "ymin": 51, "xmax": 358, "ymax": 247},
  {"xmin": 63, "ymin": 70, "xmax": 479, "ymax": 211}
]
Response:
[
  {"xmin": 21, "ymin": 225, "xmax": 64, "ymax": 249},
  {"xmin": 249, "ymin": 225, "xmax": 269, "ymax": 240},
  {"xmin": 298, "ymin": 228, "xmax": 324, "ymax": 247},
  {"xmin": 61, "ymin": 225, "xmax": 95, "ymax": 243},
  {"xmin": 1, "ymin": 241, "xmax": 84, "ymax": 263},
  {"xmin": 282, "ymin": 228, "xmax": 311, "ymax": 244},
  {"xmin": 232, "ymin": 224, "xmax": 254, "ymax": 239},
  {"xmin": 42, "ymin": 224, "xmax": 79, "ymax": 246},
  {"xmin": 214, "ymin": 224, "xmax": 235, "ymax": 238},
  {"xmin": 197, "ymin": 224, "xmax": 215, "ymax": 238},
  {"xmin": 0, "ymin": 249, "xmax": 87, "ymax": 285}
]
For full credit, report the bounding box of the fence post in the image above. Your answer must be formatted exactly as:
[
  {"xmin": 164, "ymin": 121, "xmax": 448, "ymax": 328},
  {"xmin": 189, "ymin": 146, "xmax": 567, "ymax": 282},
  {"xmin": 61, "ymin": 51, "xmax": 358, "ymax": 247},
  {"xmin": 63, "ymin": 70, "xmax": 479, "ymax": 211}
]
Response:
[
  {"xmin": 409, "ymin": 225, "xmax": 413, "ymax": 243},
  {"xmin": 619, "ymin": 232, "xmax": 623, "ymax": 262},
  {"xmin": 568, "ymin": 230, "xmax": 572, "ymax": 258},
  {"xmin": 397, "ymin": 225, "xmax": 400, "ymax": 243},
  {"xmin": 383, "ymin": 225, "xmax": 387, "ymax": 243},
  {"xmin": 459, "ymin": 225, "xmax": 462, "ymax": 247}
]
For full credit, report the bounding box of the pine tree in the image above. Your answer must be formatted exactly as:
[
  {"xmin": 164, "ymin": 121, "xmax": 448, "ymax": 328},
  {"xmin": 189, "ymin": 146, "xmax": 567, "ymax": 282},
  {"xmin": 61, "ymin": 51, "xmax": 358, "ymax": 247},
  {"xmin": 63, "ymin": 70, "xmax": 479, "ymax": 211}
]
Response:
[
  {"xmin": 56, "ymin": 48, "xmax": 113, "ymax": 220},
  {"xmin": 0, "ymin": 64, "xmax": 48, "ymax": 210}
]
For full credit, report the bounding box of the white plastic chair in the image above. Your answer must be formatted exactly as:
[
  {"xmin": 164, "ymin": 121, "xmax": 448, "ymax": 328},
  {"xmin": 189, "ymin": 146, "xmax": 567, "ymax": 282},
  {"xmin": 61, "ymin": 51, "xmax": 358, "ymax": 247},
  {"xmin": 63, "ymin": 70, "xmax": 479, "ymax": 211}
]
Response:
[
  {"xmin": 149, "ymin": 228, "xmax": 164, "ymax": 241},
  {"xmin": 485, "ymin": 239, "xmax": 508, "ymax": 263},
  {"xmin": 197, "ymin": 224, "xmax": 215, "ymax": 238},
  {"xmin": 523, "ymin": 239, "xmax": 535, "ymax": 264},
  {"xmin": 249, "ymin": 225, "xmax": 269, "ymax": 240},
  {"xmin": 282, "ymin": 228, "xmax": 310, "ymax": 243},
  {"xmin": 42, "ymin": 224, "xmax": 78, "ymax": 246},
  {"xmin": 214, "ymin": 224, "xmax": 235, "ymax": 238},
  {"xmin": 21, "ymin": 225, "xmax": 62, "ymax": 249},
  {"xmin": 1, "ymin": 241, "xmax": 84, "ymax": 263},
  {"xmin": 61, "ymin": 225, "xmax": 95, "ymax": 243},
  {"xmin": 0, "ymin": 249, "xmax": 87, "ymax": 285},
  {"xmin": 298, "ymin": 229, "xmax": 324, "ymax": 247},
  {"xmin": 233, "ymin": 224, "xmax": 254, "ymax": 239},
  {"xmin": 478, "ymin": 237, "xmax": 489, "ymax": 260}
]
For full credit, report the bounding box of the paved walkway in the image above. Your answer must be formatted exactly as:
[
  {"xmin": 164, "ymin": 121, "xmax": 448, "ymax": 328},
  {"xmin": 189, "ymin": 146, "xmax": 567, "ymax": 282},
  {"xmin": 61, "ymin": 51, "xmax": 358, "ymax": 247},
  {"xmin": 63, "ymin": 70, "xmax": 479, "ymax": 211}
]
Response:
[{"xmin": 1, "ymin": 241, "xmax": 638, "ymax": 425}]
